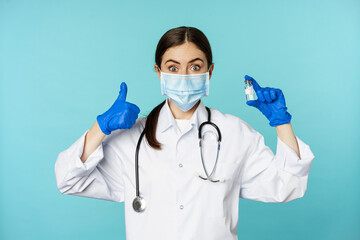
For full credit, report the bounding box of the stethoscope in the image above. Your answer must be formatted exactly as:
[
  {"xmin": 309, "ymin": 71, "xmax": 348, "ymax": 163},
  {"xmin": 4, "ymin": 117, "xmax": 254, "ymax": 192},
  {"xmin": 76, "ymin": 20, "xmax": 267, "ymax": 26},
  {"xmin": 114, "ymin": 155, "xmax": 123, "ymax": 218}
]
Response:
[{"xmin": 132, "ymin": 106, "xmax": 222, "ymax": 213}]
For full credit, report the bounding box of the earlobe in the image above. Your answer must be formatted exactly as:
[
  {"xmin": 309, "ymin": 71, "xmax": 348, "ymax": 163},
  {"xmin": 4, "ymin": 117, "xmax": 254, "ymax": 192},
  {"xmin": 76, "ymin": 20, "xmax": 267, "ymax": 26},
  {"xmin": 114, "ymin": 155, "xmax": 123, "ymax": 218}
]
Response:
[{"xmin": 154, "ymin": 64, "xmax": 161, "ymax": 80}]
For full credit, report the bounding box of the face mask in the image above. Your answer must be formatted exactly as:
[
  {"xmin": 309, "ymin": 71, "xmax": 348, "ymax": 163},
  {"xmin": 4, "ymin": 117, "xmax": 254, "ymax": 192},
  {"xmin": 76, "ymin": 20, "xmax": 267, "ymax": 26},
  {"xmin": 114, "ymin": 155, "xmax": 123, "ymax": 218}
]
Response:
[{"xmin": 159, "ymin": 68, "xmax": 210, "ymax": 112}]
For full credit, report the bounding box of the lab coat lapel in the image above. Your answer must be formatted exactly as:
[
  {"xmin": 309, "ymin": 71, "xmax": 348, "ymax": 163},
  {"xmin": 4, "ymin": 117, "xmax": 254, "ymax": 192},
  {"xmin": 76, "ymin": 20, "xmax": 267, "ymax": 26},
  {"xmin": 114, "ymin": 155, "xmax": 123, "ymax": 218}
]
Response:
[{"xmin": 157, "ymin": 97, "xmax": 177, "ymax": 134}]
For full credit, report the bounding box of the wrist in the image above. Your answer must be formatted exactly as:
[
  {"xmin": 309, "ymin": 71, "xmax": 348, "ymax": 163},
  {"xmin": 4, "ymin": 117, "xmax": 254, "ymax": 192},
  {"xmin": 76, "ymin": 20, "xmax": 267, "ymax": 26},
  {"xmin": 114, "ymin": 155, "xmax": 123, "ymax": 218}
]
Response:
[
  {"xmin": 269, "ymin": 111, "xmax": 292, "ymax": 127},
  {"xmin": 96, "ymin": 114, "xmax": 111, "ymax": 135}
]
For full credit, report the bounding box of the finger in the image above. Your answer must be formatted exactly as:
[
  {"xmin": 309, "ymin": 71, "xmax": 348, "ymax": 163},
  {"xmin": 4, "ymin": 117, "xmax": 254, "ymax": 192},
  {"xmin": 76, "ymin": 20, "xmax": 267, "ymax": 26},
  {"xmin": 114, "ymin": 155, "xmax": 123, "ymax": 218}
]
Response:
[
  {"xmin": 256, "ymin": 89, "xmax": 266, "ymax": 103},
  {"xmin": 131, "ymin": 114, "xmax": 137, "ymax": 126},
  {"xmin": 118, "ymin": 82, "xmax": 128, "ymax": 102},
  {"xmin": 244, "ymin": 75, "xmax": 253, "ymax": 81},
  {"xmin": 125, "ymin": 113, "xmax": 132, "ymax": 129},
  {"xmin": 245, "ymin": 75, "xmax": 262, "ymax": 91},
  {"xmin": 128, "ymin": 110, "xmax": 137, "ymax": 126},
  {"xmin": 132, "ymin": 110, "xmax": 139, "ymax": 122},
  {"xmin": 270, "ymin": 89, "xmax": 277, "ymax": 100},
  {"xmin": 263, "ymin": 88, "xmax": 272, "ymax": 103},
  {"xmin": 129, "ymin": 103, "xmax": 141, "ymax": 114},
  {"xmin": 128, "ymin": 108, "xmax": 135, "ymax": 119},
  {"xmin": 275, "ymin": 88, "xmax": 283, "ymax": 98},
  {"xmin": 246, "ymin": 100, "xmax": 260, "ymax": 108},
  {"xmin": 251, "ymin": 78, "xmax": 262, "ymax": 92}
]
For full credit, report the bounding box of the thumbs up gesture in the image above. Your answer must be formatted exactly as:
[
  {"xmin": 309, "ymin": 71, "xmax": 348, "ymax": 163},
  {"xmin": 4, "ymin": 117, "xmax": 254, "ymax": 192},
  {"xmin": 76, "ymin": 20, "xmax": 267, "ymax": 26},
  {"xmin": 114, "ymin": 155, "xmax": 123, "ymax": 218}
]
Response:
[
  {"xmin": 97, "ymin": 82, "xmax": 141, "ymax": 135},
  {"xmin": 245, "ymin": 75, "xmax": 292, "ymax": 127}
]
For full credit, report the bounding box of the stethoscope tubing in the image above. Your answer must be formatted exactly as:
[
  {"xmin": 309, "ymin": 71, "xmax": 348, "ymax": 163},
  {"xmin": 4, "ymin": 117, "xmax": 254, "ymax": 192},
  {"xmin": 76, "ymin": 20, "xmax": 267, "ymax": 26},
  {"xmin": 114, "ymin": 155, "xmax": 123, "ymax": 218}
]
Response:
[
  {"xmin": 133, "ymin": 106, "xmax": 222, "ymax": 212},
  {"xmin": 135, "ymin": 130, "xmax": 146, "ymax": 197}
]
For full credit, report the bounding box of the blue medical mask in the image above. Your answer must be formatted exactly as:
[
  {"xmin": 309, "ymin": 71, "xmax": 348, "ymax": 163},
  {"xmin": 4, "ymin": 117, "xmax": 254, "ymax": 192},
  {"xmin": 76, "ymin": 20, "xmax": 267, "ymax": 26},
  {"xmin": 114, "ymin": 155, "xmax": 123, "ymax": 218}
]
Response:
[{"xmin": 159, "ymin": 67, "xmax": 210, "ymax": 112}]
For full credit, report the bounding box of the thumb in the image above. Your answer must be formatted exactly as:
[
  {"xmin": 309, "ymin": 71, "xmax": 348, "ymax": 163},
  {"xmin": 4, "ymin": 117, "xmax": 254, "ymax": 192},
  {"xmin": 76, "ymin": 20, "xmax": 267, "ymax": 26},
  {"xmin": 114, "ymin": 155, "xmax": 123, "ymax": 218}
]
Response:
[
  {"xmin": 246, "ymin": 100, "xmax": 260, "ymax": 108},
  {"xmin": 118, "ymin": 82, "xmax": 127, "ymax": 102}
]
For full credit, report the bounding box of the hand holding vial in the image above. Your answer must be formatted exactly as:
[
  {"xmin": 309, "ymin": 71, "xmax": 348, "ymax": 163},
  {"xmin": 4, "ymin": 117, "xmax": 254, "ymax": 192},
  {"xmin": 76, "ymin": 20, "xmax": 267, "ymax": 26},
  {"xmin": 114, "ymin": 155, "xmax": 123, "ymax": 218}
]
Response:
[{"xmin": 244, "ymin": 75, "xmax": 292, "ymax": 127}]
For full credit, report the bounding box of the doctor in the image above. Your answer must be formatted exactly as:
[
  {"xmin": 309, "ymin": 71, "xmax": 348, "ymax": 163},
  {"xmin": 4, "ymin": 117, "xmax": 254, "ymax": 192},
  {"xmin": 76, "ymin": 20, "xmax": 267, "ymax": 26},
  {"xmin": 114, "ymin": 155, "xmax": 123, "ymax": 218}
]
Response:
[{"xmin": 55, "ymin": 26, "xmax": 315, "ymax": 240}]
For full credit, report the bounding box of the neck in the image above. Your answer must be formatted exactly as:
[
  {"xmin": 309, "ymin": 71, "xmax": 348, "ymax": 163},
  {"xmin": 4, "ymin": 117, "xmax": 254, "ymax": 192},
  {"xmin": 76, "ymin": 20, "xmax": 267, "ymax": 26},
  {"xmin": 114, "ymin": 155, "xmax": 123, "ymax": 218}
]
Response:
[{"xmin": 168, "ymin": 99, "xmax": 200, "ymax": 120}]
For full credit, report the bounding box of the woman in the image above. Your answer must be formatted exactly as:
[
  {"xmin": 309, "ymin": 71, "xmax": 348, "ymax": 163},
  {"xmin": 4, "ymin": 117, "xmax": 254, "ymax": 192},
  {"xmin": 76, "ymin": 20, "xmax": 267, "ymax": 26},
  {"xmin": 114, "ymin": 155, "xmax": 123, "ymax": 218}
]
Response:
[{"xmin": 55, "ymin": 26, "xmax": 315, "ymax": 240}]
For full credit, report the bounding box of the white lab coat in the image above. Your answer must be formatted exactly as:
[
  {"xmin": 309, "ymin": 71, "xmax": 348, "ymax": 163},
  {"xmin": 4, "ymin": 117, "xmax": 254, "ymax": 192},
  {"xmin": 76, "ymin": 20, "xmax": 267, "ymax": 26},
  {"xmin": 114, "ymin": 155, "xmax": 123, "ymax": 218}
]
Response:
[{"xmin": 54, "ymin": 97, "xmax": 315, "ymax": 240}]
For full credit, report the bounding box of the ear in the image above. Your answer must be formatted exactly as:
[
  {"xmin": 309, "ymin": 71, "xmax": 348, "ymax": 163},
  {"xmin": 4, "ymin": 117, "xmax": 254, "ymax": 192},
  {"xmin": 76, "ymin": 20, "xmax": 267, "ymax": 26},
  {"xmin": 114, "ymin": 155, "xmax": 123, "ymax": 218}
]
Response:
[
  {"xmin": 154, "ymin": 64, "xmax": 161, "ymax": 81},
  {"xmin": 209, "ymin": 63, "xmax": 214, "ymax": 80}
]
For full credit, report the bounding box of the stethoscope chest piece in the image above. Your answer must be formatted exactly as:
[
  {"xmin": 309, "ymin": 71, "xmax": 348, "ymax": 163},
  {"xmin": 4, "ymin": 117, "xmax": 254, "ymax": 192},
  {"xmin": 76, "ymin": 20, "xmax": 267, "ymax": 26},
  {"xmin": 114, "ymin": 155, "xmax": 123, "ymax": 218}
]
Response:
[{"xmin": 133, "ymin": 196, "xmax": 146, "ymax": 213}]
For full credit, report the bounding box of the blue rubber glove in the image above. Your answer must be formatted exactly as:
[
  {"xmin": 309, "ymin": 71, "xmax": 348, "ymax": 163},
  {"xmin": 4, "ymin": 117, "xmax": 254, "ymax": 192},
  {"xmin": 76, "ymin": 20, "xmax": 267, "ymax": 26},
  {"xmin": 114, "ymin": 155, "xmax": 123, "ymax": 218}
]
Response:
[
  {"xmin": 245, "ymin": 75, "xmax": 292, "ymax": 127},
  {"xmin": 97, "ymin": 82, "xmax": 141, "ymax": 135}
]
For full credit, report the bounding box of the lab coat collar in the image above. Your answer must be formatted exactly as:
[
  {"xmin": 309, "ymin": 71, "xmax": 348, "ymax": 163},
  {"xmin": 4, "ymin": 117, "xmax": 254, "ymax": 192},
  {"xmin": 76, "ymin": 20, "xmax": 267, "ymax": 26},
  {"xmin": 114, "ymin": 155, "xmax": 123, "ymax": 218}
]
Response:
[{"xmin": 158, "ymin": 97, "xmax": 209, "ymax": 134}]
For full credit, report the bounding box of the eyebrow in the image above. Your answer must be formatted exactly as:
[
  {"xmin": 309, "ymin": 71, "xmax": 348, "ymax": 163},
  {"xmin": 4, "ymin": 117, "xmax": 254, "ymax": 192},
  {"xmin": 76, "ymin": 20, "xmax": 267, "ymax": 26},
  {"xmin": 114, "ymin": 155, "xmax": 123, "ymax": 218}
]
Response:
[{"xmin": 165, "ymin": 58, "xmax": 204, "ymax": 65}]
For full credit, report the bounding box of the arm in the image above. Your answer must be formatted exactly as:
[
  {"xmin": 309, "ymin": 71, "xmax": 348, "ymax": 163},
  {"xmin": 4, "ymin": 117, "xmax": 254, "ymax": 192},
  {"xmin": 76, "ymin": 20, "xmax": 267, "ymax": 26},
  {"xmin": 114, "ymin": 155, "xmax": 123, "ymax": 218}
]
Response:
[
  {"xmin": 241, "ymin": 76, "xmax": 314, "ymax": 202},
  {"xmin": 81, "ymin": 120, "xmax": 106, "ymax": 163},
  {"xmin": 244, "ymin": 75, "xmax": 299, "ymax": 158},
  {"xmin": 238, "ymin": 121, "xmax": 315, "ymax": 203},
  {"xmin": 55, "ymin": 82, "xmax": 140, "ymax": 202},
  {"xmin": 54, "ymin": 128, "xmax": 126, "ymax": 202},
  {"xmin": 275, "ymin": 123, "xmax": 300, "ymax": 159}
]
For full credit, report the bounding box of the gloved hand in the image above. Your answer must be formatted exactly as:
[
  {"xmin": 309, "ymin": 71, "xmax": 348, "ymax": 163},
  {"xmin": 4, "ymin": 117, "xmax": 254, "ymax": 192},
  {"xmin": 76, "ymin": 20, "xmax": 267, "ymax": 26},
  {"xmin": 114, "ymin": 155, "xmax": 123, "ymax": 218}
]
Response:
[
  {"xmin": 97, "ymin": 82, "xmax": 141, "ymax": 135},
  {"xmin": 245, "ymin": 75, "xmax": 292, "ymax": 127}
]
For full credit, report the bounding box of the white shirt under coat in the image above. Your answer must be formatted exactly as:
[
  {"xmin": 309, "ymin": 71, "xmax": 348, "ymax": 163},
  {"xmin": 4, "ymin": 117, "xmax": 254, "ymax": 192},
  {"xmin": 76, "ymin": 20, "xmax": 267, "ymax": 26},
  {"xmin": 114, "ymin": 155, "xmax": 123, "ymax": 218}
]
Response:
[{"xmin": 55, "ymin": 97, "xmax": 315, "ymax": 240}]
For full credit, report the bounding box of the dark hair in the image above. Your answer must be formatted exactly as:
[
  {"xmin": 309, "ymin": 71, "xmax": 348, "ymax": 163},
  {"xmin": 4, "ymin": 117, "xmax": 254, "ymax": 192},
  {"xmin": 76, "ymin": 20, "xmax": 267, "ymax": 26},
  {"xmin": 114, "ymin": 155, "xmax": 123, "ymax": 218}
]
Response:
[{"xmin": 144, "ymin": 26, "xmax": 213, "ymax": 150}]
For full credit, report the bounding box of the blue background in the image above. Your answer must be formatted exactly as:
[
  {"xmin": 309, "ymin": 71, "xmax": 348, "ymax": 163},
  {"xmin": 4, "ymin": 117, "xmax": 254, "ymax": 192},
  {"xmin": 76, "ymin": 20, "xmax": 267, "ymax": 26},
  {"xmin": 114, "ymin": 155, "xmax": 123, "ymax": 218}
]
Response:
[{"xmin": 1, "ymin": 0, "xmax": 359, "ymax": 239}]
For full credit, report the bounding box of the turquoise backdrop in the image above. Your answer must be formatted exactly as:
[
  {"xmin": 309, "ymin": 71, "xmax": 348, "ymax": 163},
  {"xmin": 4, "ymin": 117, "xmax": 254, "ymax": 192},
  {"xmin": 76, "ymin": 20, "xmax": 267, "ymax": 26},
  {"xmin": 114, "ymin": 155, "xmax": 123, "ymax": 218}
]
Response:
[{"xmin": 1, "ymin": 0, "xmax": 359, "ymax": 239}]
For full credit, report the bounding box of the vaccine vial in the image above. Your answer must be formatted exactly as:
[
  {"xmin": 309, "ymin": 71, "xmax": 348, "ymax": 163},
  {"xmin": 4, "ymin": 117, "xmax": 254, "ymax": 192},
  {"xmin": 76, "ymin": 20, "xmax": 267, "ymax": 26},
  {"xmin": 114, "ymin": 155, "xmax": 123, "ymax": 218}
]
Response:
[{"xmin": 244, "ymin": 79, "xmax": 257, "ymax": 101}]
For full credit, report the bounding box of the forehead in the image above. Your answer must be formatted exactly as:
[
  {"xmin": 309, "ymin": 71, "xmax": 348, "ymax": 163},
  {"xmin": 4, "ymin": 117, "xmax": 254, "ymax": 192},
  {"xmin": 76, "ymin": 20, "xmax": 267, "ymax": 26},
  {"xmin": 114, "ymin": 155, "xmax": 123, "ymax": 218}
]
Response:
[{"xmin": 162, "ymin": 42, "xmax": 206, "ymax": 63}]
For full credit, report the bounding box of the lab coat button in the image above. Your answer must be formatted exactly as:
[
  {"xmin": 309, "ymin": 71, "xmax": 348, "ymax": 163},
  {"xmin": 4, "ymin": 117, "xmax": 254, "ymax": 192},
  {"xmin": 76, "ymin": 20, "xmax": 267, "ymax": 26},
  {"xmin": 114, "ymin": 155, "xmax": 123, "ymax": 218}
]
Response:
[
  {"xmin": 179, "ymin": 205, "xmax": 184, "ymax": 210},
  {"xmin": 178, "ymin": 163, "xmax": 183, "ymax": 168}
]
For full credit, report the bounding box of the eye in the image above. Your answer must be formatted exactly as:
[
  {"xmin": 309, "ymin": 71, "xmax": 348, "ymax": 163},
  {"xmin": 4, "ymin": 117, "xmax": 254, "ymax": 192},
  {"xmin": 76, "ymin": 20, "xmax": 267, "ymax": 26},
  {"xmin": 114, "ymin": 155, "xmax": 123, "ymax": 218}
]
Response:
[
  {"xmin": 169, "ymin": 66, "xmax": 178, "ymax": 72},
  {"xmin": 191, "ymin": 65, "xmax": 200, "ymax": 71}
]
